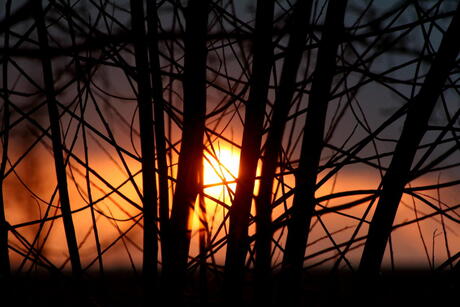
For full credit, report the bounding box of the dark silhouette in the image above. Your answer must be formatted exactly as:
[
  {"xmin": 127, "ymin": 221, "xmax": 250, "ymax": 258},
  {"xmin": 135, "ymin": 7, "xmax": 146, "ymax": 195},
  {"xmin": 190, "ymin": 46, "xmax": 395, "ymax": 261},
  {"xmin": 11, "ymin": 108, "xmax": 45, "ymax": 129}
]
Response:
[
  {"xmin": 281, "ymin": 1, "xmax": 348, "ymax": 304},
  {"xmin": 224, "ymin": 0, "xmax": 274, "ymax": 303},
  {"xmin": 145, "ymin": 0, "xmax": 170, "ymax": 268},
  {"xmin": 0, "ymin": 0, "xmax": 11, "ymax": 280},
  {"xmin": 1, "ymin": 0, "xmax": 460, "ymax": 306},
  {"xmin": 34, "ymin": 0, "xmax": 82, "ymax": 277},
  {"xmin": 163, "ymin": 0, "xmax": 209, "ymax": 302},
  {"xmin": 255, "ymin": 0, "xmax": 312, "ymax": 303},
  {"xmin": 129, "ymin": 0, "xmax": 159, "ymax": 286},
  {"xmin": 359, "ymin": 1, "xmax": 460, "ymax": 277}
]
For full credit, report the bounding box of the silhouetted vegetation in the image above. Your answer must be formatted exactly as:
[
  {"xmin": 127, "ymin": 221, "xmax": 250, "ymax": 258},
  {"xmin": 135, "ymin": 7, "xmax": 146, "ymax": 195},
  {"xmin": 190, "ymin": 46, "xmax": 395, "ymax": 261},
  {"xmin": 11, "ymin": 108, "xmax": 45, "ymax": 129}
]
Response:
[{"xmin": 1, "ymin": 0, "xmax": 460, "ymax": 306}]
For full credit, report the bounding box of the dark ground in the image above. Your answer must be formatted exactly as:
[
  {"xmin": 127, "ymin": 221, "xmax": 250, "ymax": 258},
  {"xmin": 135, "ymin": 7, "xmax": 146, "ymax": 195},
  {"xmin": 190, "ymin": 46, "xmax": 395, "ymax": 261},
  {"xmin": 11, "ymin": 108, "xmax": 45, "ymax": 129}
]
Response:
[{"xmin": 2, "ymin": 269, "xmax": 458, "ymax": 306}]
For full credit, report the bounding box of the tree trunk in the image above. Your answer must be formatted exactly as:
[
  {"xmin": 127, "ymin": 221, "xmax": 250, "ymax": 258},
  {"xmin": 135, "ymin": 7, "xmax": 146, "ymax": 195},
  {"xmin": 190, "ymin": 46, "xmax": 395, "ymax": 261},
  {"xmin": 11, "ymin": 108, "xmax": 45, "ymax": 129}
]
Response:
[
  {"xmin": 281, "ymin": 1, "xmax": 348, "ymax": 304},
  {"xmin": 64, "ymin": 0, "xmax": 104, "ymax": 275},
  {"xmin": 145, "ymin": 0, "xmax": 170, "ymax": 269},
  {"xmin": 34, "ymin": 0, "xmax": 82, "ymax": 277},
  {"xmin": 163, "ymin": 0, "xmax": 209, "ymax": 301},
  {"xmin": 254, "ymin": 0, "xmax": 313, "ymax": 302},
  {"xmin": 224, "ymin": 0, "xmax": 275, "ymax": 303},
  {"xmin": 198, "ymin": 167, "xmax": 208, "ymax": 303},
  {"xmin": 359, "ymin": 1, "xmax": 460, "ymax": 277},
  {"xmin": 129, "ymin": 0, "xmax": 158, "ymax": 286},
  {"xmin": 0, "ymin": 0, "xmax": 12, "ymax": 279}
]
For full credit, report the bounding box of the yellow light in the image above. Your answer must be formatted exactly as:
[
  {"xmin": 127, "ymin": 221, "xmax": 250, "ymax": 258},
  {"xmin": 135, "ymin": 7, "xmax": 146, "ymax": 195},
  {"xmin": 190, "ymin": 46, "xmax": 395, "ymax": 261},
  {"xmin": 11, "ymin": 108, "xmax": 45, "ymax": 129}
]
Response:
[{"xmin": 203, "ymin": 145, "xmax": 240, "ymax": 201}]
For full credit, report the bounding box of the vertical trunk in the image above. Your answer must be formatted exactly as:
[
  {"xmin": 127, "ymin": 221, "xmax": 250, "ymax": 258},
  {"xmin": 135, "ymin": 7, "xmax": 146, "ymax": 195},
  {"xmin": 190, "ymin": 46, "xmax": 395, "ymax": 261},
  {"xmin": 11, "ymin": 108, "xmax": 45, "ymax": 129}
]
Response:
[
  {"xmin": 64, "ymin": 2, "xmax": 104, "ymax": 275},
  {"xmin": 198, "ymin": 167, "xmax": 208, "ymax": 303},
  {"xmin": 164, "ymin": 0, "xmax": 209, "ymax": 300},
  {"xmin": 129, "ymin": 0, "xmax": 158, "ymax": 284},
  {"xmin": 145, "ymin": 0, "xmax": 170, "ymax": 269},
  {"xmin": 254, "ymin": 0, "xmax": 312, "ymax": 302},
  {"xmin": 281, "ymin": 1, "xmax": 347, "ymax": 304},
  {"xmin": 0, "ymin": 104, "xmax": 10, "ymax": 280},
  {"xmin": 34, "ymin": 0, "xmax": 82, "ymax": 276},
  {"xmin": 359, "ymin": 2, "xmax": 460, "ymax": 277},
  {"xmin": 0, "ymin": 0, "xmax": 12, "ymax": 279},
  {"xmin": 224, "ymin": 0, "xmax": 275, "ymax": 302}
]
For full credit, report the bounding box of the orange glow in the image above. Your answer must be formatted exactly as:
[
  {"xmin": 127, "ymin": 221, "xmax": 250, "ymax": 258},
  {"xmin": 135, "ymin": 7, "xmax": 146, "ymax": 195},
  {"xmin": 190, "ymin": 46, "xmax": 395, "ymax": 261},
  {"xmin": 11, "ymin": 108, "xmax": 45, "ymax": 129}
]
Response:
[
  {"xmin": 190, "ymin": 145, "xmax": 240, "ymax": 256},
  {"xmin": 203, "ymin": 145, "xmax": 240, "ymax": 200}
]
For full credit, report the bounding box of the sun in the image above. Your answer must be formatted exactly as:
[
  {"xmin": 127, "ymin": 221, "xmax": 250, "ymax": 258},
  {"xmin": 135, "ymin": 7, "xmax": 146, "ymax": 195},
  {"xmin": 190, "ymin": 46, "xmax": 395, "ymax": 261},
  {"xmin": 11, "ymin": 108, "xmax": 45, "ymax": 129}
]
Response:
[
  {"xmin": 191, "ymin": 144, "xmax": 240, "ymax": 232},
  {"xmin": 203, "ymin": 145, "xmax": 240, "ymax": 200}
]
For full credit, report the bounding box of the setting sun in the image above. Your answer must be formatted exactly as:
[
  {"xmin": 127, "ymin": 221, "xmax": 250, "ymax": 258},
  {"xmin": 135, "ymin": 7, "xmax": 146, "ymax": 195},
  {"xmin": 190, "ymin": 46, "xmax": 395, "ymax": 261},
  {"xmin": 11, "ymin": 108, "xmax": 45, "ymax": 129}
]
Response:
[
  {"xmin": 203, "ymin": 145, "xmax": 240, "ymax": 200},
  {"xmin": 190, "ymin": 144, "xmax": 240, "ymax": 239}
]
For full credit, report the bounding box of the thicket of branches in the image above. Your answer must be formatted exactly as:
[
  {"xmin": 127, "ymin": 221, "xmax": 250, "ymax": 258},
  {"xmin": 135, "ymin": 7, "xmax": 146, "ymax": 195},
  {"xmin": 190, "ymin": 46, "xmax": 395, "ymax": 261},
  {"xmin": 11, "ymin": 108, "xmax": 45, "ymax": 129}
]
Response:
[{"xmin": 1, "ymin": 0, "xmax": 460, "ymax": 305}]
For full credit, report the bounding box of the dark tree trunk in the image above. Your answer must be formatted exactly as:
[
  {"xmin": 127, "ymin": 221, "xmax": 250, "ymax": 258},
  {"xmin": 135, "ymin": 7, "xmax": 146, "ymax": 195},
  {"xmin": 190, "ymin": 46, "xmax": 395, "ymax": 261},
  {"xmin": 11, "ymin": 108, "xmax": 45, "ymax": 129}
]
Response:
[
  {"xmin": 224, "ymin": 0, "xmax": 275, "ymax": 303},
  {"xmin": 0, "ymin": 0, "xmax": 12, "ymax": 279},
  {"xmin": 63, "ymin": 0, "xmax": 104, "ymax": 275},
  {"xmin": 254, "ymin": 0, "xmax": 313, "ymax": 302},
  {"xmin": 281, "ymin": 1, "xmax": 348, "ymax": 304},
  {"xmin": 34, "ymin": 0, "xmax": 82, "ymax": 277},
  {"xmin": 145, "ymin": 0, "xmax": 170, "ymax": 268},
  {"xmin": 163, "ymin": 0, "xmax": 209, "ymax": 301},
  {"xmin": 129, "ymin": 0, "xmax": 158, "ymax": 285},
  {"xmin": 198, "ymin": 167, "xmax": 208, "ymax": 303},
  {"xmin": 0, "ymin": 119, "xmax": 10, "ymax": 280},
  {"xmin": 359, "ymin": 2, "xmax": 460, "ymax": 277}
]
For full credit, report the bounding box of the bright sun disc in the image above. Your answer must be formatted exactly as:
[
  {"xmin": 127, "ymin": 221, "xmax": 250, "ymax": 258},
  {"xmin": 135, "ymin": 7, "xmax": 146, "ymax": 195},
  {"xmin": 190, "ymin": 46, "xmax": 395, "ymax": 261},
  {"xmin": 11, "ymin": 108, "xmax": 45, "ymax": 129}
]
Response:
[{"xmin": 203, "ymin": 146, "xmax": 240, "ymax": 200}]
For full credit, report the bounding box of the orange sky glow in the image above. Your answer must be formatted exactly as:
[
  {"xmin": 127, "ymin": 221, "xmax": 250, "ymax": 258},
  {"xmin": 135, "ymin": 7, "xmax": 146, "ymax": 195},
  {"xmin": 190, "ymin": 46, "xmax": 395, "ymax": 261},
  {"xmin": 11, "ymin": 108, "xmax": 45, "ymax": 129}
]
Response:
[{"xmin": 4, "ymin": 136, "xmax": 460, "ymax": 272}]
